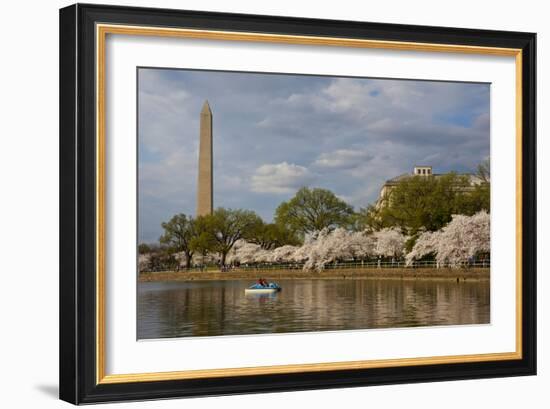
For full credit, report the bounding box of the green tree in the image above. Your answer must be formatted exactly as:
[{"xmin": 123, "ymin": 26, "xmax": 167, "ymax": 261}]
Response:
[
  {"xmin": 202, "ymin": 208, "xmax": 263, "ymax": 266},
  {"xmin": 458, "ymin": 183, "xmax": 490, "ymax": 215},
  {"xmin": 138, "ymin": 243, "xmax": 152, "ymax": 254},
  {"xmin": 248, "ymin": 221, "xmax": 301, "ymax": 249},
  {"xmin": 477, "ymin": 158, "xmax": 490, "ymax": 183},
  {"xmin": 146, "ymin": 249, "xmax": 178, "ymax": 272},
  {"xmin": 351, "ymin": 205, "xmax": 383, "ymax": 232},
  {"xmin": 365, "ymin": 173, "xmax": 483, "ymax": 235},
  {"xmin": 188, "ymin": 215, "xmax": 217, "ymax": 262},
  {"xmin": 159, "ymin": 213, "xmax": 198, "ymax": 269},
  {"xmin": 275, "ymin": 187, "xmax": 354, "ymax": 236}
]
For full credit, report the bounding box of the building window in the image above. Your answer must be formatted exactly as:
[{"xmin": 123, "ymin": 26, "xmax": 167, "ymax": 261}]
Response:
[{"xmin": 414, "ymin": 166, "xmax": 433, "ymax": 176}]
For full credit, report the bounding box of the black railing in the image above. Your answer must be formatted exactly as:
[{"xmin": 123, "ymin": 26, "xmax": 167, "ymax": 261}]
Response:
[{"xmin": 140, "ymin": 259, "xmax": 490, "ymax": 273}]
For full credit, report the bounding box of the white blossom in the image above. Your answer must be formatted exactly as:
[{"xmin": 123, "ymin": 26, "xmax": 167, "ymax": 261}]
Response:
[
  {"xmin": 301, "ymin": 228, "xmax": 377, "ymax": 271},
  {"xmin": 226, "ymin": 240, "xmax": 263, "ymax": 264},
  {"xmin": 405, "ymin": 231, "xmax": 441, "ymax": 266},
  {"xmin": 406, "ymin": 211, "xmax": 490, "ymax": 267},
  {"xmin": 201, "ymin": 212, "xmax": 489, "ymax": 271},
  {"xmin": 267, "ymin": 245, "xmax": 300, "ymax": 263},
  {"xmin": 224, "ymin": 228, "xmax": 378, "ymax": 271},
  {"xmin": 373, "ymin": 228, "xmax": 407, "ymax": 257},
  {"xmin": 138, "ymin": 254, "xmax": 149, "ymax": 272}
]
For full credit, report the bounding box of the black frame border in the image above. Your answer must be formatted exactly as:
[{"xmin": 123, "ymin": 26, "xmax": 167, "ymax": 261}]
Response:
[{"xmin": 59, "ymin": 3, "xmax": 536, "ymax": 404}]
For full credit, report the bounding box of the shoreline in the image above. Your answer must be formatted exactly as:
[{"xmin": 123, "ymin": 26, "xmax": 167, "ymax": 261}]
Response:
[{"xmin": 138, "ymin": 267, "xmax": 490, "ymax": 283}]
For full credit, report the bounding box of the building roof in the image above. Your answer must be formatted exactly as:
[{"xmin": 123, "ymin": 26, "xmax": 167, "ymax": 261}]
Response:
[
  {"xmin": 383, "ymin": 172, "xmax": 482, "ymax": 186},
  {"xmin": 384, "ymin": 173, "xmax": 411, "ymax": 185}
]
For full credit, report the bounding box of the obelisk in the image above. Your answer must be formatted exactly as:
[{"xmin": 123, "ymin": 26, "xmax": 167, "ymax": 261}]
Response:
[{"xmin": 196, "ymin": 100, "xmax": 213, "ymax": 216}]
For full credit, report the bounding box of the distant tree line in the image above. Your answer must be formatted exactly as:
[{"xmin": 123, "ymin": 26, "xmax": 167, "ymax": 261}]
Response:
[
  {"xmin": 225, "ymin": 211, "xmax": 489, "ymax": 271},
  {"xmin": 139, "ymin": 161, "xmax": 490, "ymax": 272}
]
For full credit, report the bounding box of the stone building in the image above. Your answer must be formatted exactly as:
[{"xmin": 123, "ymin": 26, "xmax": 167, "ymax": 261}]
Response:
[{"xmin": 377, "ymin": 165, "xmax": 484, "ymax": 207}]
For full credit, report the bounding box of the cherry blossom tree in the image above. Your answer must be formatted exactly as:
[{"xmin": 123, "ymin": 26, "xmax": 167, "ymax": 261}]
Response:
[
  {"xmin": 406, "ymin": 211, "xmax": 490, "ymax": 267},
  {"xmin": 301, "ymin": 228, "xmax": 376, "ymax": 271},
  {"xmin": 405, "ymin": 230, "xmax": 441, "ymax": 266},
  {"xmin": 223, "ymin": 212, "xmax": 489, "ymax": 272},
  {"xmin": 226, "ymin": 240, "xmax": 264, "ymax": 265},
  {"xmin": 226, "ymin": 228, "xmax": 377, "ymax": 271},
  {"xmin": 373, "ymin": 228, "xmax": 407, "ymax": 258},
  {"xmin": 138, "ymin": 254, "xmax": 149, "ymax": 273},
  {"xmin": 268, "ymin": 245, "xmax": 301, "ymax": 263}
]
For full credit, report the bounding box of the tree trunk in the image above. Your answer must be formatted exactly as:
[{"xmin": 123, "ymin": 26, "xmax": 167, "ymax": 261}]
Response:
[
  {"xmin": 185, "ymin": 251, "xmax": 193, "ymax": 269},
  {"xmin": 220, "ymin": 252, "xmax": 227, "ymax": 267}
]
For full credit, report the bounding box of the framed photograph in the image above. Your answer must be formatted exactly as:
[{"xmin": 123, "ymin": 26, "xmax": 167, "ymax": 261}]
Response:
[{"xmin": 59, "ymin": 3, "xmax": 536, "ymax": 404}]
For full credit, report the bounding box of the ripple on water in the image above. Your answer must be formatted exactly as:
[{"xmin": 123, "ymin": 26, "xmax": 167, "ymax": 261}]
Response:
[{"xmin": 137, "ymin": 279, "xmax": 490, "ymax": 339}]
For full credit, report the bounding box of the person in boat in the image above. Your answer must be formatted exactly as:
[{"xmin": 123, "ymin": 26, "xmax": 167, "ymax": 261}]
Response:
[{"xmin": 257, "ymin": 278, "xmax": 268, "ymax": 287}]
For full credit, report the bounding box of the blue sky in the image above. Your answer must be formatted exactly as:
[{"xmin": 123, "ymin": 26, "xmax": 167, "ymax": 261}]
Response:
[{"xmin": 138, "ymin": 68, "xmax": 490, "ymax": 243}]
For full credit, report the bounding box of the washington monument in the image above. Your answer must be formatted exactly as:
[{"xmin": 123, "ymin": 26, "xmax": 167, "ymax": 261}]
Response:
[{"xmin": 196, "ymin": 100, "xmax": 213, "ymax": 216}]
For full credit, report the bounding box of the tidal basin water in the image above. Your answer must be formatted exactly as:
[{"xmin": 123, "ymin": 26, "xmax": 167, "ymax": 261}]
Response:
[{"xmin": 137, "ymin": 279, "xmax": 490, "ymax": 339}]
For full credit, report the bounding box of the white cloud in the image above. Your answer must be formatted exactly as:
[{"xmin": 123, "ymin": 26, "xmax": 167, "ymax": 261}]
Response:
[
  {"xmin": 137, "ymin": 69, "xmax": 489, "ymax": 242},
  {"xmin": 283, "ymin": 79, "xmax": 376, "ymax": 121},
  {"xmin": 138, "ymin": 69, "xmax": 199, "ymax": 157},
  {"xmin": 313, "ymin": 149, "xmax": 373, "ymax": 169},
  {"xmin": 251, "ymin": 162, "xmax": 314, "ymax": 194},
  {"xmin": 139, "ymin": 148, "xmax": 196, "ymax": 198},
  {"xmin": 283, "ymin": 78, "xmax": 489, "ymax": 136},
  {"xmin": 473, "ymin": 112, "xmax": 490, "ymax": 130}
]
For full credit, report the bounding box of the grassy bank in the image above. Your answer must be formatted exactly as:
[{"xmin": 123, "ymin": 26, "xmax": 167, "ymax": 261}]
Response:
[{"xmin": 139, "ymin": 267, "xmax": 490, "ymax": 282}]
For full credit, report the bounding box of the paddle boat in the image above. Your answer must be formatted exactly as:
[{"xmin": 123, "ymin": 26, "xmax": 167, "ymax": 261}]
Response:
[{"xmin": 244, "ymin": 282, "xmax": 281, "ymax": 294}]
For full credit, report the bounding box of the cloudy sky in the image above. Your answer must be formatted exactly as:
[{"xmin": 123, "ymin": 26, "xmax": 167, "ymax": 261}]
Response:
[{"xmin": 138, "ymin": 68, "xmax": 490, "ymax": 243}]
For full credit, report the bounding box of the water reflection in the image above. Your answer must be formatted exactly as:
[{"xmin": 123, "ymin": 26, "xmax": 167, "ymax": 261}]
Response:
[{"xmin": 137, "ymin": 279, "xmax": 490, "ymax": 339}]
